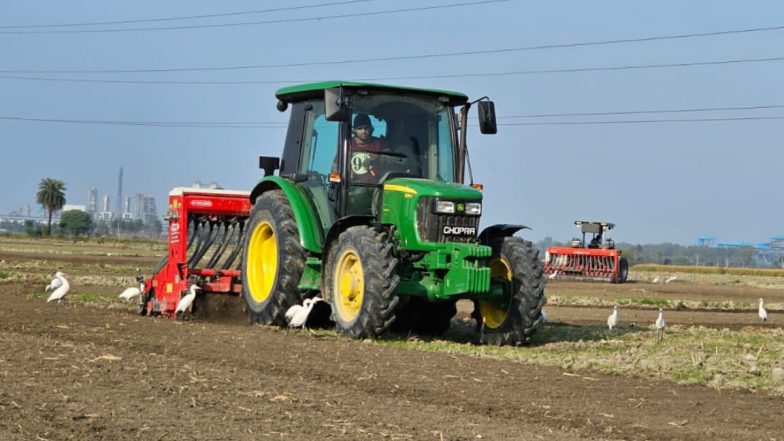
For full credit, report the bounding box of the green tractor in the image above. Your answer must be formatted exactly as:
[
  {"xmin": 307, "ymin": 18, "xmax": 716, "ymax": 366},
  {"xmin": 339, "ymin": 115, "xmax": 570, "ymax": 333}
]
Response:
[{"xmin": 241, "ymin": 81, "xmax": 545, "ymax": 345}]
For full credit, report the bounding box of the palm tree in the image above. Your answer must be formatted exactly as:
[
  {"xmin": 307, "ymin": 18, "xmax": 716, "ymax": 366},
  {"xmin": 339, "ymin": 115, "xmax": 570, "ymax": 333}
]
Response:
[{"xmin": 36, "ymin": 178, "xmax": 66, "ymax": 235}]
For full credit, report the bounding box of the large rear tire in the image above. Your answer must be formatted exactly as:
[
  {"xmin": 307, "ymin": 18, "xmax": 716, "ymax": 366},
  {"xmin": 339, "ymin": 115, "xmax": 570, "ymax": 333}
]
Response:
[
  {"xmin": 241, "ymin": 190, "xmax": 306, "ymax": 326},
  {"xmin": 617, "ymin": 257, "xmax": 629, "ymax": 283},
  {"xmin": 473, "ymin": 237, "xmax": 546, "ymax": 345},
  {"xmin": 323, "ymin": 225, "xmax": 400, "ymax": 339}
]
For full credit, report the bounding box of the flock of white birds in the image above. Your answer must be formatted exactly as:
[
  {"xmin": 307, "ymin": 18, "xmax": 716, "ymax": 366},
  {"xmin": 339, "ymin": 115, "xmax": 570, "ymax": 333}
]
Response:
[
  {"xmin": 44, "ymin": 270, "xmax": 771, "ymax": 331},
  {"xmin": 46, "ymin": 271, "xmax": 314, "ymax": 324},
  {"xmin": 593, "ymin": 297, "xmax": 769, "ymax": 340}
]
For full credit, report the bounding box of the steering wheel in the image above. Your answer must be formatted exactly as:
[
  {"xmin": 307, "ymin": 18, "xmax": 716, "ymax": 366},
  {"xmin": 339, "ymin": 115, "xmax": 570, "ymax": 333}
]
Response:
[{"xmin": 377, "ymin": 171, "xmax": 418, "ymax": 184}]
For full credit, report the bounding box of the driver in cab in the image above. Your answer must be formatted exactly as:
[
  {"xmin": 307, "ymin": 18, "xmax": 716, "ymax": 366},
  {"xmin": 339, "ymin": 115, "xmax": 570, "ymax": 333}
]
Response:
[{"xmin": 349, "ymin": 113, "xmax": 387, "ymax": 183}]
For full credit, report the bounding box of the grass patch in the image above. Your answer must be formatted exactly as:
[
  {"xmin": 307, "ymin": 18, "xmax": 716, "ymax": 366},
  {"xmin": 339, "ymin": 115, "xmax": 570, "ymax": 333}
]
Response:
[
  {"xmin": 634, "ymin": 297, "xmax": 670, "ymax": 307},
  {"xmin": 548, "ymin": 295, "xmax": 676, "ymax": 310},
  {"xmin": 0, "ymin": 235, "xmax": 166, "ymax": 257},
  {"xmin": 375, "ymin": 321, "xmax": 784, "ymax": 394},
  {"xmin": 633, "ymin": 264, "xmax": 784, "ymax": 278}
]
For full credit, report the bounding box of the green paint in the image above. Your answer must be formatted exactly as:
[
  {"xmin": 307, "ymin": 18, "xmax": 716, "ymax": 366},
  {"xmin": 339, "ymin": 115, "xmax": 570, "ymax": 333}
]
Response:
[
  {"xmin": 381, "ymin": 177, "xmax": 481, "ymax": 251},
  {"xmin": 254, "ymin": 176, "xmax": 323, "ymax": 253},
  {"xmin": 298, "ymin": 257, "xmax": 322, "ymax": 291},
  {"xmin": 376, "ymin": 177, "xmax": 501, "ymax": 301}
]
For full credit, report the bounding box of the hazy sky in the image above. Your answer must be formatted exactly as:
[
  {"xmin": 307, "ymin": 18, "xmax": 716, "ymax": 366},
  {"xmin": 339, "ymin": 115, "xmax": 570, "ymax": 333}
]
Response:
[{"xmin": 1, "ymin": 0, "xmax": 782, "ymax": 245}]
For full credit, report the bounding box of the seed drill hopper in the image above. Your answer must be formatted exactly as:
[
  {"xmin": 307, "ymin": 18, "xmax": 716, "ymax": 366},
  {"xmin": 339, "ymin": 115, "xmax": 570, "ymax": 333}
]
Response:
[
  {"xmin": 137, "ymin": 187, "xmax": 251, "ymax": 317},
  {"xmin": 543, "ymin": 221, "xmax": 628, "ymax": 283}
]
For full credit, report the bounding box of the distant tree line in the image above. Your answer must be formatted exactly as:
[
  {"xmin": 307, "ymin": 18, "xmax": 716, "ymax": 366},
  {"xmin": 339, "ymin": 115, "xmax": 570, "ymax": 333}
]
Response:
[
  {"xmin": 535, "ymin": 237, "xmax": 780, "ymax": 269},
  {"xmin": 1, "ymin": 213, "xmax": 163, "ymax": 239}
]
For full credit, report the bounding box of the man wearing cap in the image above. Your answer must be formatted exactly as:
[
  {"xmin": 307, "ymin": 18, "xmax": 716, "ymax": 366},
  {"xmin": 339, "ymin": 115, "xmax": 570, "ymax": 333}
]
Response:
[
  {"xmin": 348, "ymin": 113, "xmax": 387, "ymax": 183},
  {"xmin": 351, "ymin": 113, "xmax": 385, "ymax": 152}
]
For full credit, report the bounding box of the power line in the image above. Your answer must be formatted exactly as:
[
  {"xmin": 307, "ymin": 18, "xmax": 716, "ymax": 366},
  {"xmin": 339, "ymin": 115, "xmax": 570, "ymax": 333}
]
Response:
[
  {"xmin": 0, "ymin": 0, "xmax": 376, "ymax": 29},
  {"xmin": 498, "ymin": 104, "xmax": 784, "ymax": 119},
  {"xmin": 0, "ymin": 0, "xmax": 505, "ymax": 34},
  {"xmin": 0, "ymin": 115, "xmax": 285, "ymax": 128},
  {"xmin": 498, "ymin": 115, "xmax": 784, "ymax": 126},
  {"xmin": 1, "ymin": 55, "xmax": 782, "ymax": 84},
  {"xmin": 2, "ymin": 113, "xmax": 784, "ymax": 128},
  {"xmin": 363, "ymin": 56, "xmax": 784, "ymax": 82},
  {"xmin": 2, "ymin": 24, "xmax": 782, "ymax": 73}
]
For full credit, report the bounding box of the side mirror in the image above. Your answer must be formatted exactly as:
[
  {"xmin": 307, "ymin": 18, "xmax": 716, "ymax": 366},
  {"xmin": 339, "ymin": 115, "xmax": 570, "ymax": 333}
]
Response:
[
  {"xmin": 477, "ymin": 101, "xmax": 497, "ymax": 134},
  {"xmin": 325, "ymin": 87, "xmax": 349, "ymax": 121},
  {"xmin": 259, "ymin": 156, "xmax": 280, "ymax": 177}
]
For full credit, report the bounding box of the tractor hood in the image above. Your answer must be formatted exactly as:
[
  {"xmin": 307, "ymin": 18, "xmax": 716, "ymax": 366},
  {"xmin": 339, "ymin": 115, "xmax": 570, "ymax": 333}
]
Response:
[{"xmin": 382, "ymin": 178, "xmax": 482, "ymax": 200}]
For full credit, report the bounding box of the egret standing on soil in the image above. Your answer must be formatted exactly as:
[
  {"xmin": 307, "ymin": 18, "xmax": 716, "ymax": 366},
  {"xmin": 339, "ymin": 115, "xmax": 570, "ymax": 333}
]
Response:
[
  {"xmin": 665, "ymin": 276, "xmax": 678, "ymax": 284},
  {"xmin": 175, "ymin": 285, "xmax": 200, "ymax": 316},
  {"xmin": 45, "ymin": 273, "xmax": 63, "ymax": 293},
  {"xmin": 607, "ymin": 305, "xmax": 619, "ymax": 330},
  {"xmin": 46, "ymin": 271, "xmax": 69, "ymax": 304},
  {"xmin": 651, "ymin": 275, "xmax": 660, "ymax": 284},
  {"xmin": 285, "ymin": 298, "xmax": 325, "ymax": 328},
  {"xmin": 118, "ymin": 281, "xmax": 143, "ymax": 302},
  {"xmin": 655, "ymin": 308, "xmax": 666, "ymax": 342},
  {"xmin": 758, "ymin": 298, "xmax": 768, "ymax": 323}
]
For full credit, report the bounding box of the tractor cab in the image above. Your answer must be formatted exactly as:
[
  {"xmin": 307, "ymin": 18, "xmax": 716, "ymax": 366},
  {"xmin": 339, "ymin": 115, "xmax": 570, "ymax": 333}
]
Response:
[
  {"xmin": 264, "ymin": 82, "xmax": 496, "ymax": 227},
  {"xmin": 573, "ymin": 220, "xmax": 616, "ymax": 249}
]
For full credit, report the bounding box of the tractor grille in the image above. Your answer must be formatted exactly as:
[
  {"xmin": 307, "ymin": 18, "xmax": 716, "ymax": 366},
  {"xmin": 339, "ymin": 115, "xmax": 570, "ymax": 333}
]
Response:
[{"xmin": 416, "ymin": 198, "xmax": 480, "ymax": 243}]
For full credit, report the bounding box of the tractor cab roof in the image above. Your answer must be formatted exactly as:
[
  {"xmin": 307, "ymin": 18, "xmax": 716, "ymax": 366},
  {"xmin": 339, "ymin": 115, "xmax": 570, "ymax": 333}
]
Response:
[
  {"xmin": 275, "ymin": 81, "xmax": 469, "ymax": 107},
  {"xmin": 574, "ymin": 220, "xmax": 615, "ymax": 234}
]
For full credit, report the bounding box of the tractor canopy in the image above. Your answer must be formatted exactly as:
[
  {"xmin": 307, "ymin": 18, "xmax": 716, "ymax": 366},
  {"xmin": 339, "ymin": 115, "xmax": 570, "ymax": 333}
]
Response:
[{"xmin": 275, "ymin": 81, "xmax": 469, "ymax": 107}]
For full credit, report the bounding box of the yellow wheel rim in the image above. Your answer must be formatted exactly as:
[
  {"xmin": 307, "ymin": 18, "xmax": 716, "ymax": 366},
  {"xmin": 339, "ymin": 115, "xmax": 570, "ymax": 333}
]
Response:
[
  {"xmin": 479, "ymin": 257, "xmax": 512, "ymax": 329},
  {"xmin": 334, "ymin": 248, "xmax": 364, "ymax": 323},
  {"xmin": 246, "ymin": 221, "xmax": 277, "ymax": 303}
]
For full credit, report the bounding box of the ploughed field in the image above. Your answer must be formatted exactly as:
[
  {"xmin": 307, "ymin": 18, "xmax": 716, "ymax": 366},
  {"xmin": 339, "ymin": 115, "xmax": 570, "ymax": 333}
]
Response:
[{"xmin": 1, "ymin": 237, "xmax": 783, "ymax": 440}]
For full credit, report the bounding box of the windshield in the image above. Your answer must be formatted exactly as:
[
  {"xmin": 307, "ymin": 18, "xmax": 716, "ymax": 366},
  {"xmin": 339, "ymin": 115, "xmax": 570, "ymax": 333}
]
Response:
[{"xmin": 348, "ymin": 92, "xmax": 457, "ymax": 184}]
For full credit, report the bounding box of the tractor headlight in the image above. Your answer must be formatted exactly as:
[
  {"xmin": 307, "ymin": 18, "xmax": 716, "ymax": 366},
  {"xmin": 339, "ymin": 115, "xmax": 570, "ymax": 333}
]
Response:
[
  {"xmin": 464, "ymin": 202, "xmax": 482, "ymax": 216},
  {"xmin": 434, "ymin": 200, "xmax": 455, "ymax": 214}
]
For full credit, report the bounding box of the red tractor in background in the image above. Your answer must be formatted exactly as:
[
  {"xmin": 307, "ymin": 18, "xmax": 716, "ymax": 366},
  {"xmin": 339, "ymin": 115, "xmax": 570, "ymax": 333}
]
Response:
[{"xmin": 543, "ymin": 221, "xmax": 628, "ymax": 283}]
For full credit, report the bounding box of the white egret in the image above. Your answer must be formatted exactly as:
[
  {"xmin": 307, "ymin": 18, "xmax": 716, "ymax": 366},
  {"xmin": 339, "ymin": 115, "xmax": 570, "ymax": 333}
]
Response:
[
  {"xmin": 758, "ymin": 298, "xmax": 768, "ymax": 323},
  {"xmin": 607, "ymin": 305, "xmax": 619, "ymax": 330},
  {"xmin": 651, "ymin": 275, "xmax": 660, "ymax": 284},
  {"xmin": 46, "ymin": 272, "xmax": 69, "ymax": 303},
  {"xmin": 175, "ymin": 285, "xmax": 201, "ymax": 315},
  {"xmin": 119, "ymin": 281, "xmax": 144, "ymax": 301},
  {"xmin": 655, "ymin": 308, "xmax": 666, "ymax": 341},
  {"xmin": 45, "ymin": 273, "xmax": 63, "ymax": 292},
  {"xmin": 540, "ymin": 308, "xmax": 548, "ymax": 323},
  {"xmin": 665, "ymin": 276, "xmax": 678, "ymax": 284},
  {"xmin": 285, "ymin": 297, "xmax": 325, "ymax": 328},
  {"xmin": 547, "ymin": 270, "xmax": 558, "ymax": 280}
]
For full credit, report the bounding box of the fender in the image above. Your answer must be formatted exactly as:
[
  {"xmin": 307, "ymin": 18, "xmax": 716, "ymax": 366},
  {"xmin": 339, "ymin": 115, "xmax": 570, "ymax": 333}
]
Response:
[
  {"xmin": 249, "ymin": 176, "xmax": 323, "ymax": 253},
  {"xmin": 478, "ymin": 224, "xmax": 530, "ymax": 245}
]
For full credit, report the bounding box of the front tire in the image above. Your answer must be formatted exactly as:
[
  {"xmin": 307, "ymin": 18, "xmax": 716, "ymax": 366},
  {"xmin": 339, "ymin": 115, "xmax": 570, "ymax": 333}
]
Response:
[
  {"xmin": 473, "ymin": 237, "xmax": 546, "ymax": 345},
  {"xmin": 241, "ymin": 190, "xmax": 306, "ymax": 326},
  {"xmin": 323, "ymin": 226, "xmax": 400, "ymax": 339}
]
